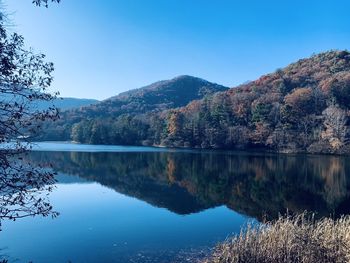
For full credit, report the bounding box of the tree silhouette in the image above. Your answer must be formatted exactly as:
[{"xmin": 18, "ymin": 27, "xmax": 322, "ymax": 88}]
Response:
[{"xmin": 0, "ymin": 4, "xmax": 59, "ymax": 228}]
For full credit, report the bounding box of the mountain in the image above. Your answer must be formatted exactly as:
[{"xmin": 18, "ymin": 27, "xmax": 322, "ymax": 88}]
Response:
[
  {"xmin": 38, "ymin": 75, "xmax": 228, "ymax": 142},
  {"xmin": 67, "ymin": 75, "xmax": 228, "ymax": 117}
]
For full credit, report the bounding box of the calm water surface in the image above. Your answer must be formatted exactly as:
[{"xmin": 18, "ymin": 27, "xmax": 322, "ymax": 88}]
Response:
[{"xmin": 1, "ymin": 142, "xmax": 350, "ymax": 262}]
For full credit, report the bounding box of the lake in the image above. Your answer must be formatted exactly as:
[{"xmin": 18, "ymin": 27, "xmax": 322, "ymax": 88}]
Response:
[{"xmin": 1, "ymin": 142, "xmax": 350, "ymax": 262}]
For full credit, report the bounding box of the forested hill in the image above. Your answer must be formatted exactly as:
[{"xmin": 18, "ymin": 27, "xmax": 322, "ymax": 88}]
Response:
[
  {"xmin": 42, "ymin": 50, "xmax": 350, "ymax": 154},
  {"xmin": 66, "ymin": 50, "xmax": 350, "ymax": 154},
  {"xmin": 39, "ymin": 75, "xmax": 228, "ymax": 141},
  {"xmin": 159, "ymin": 50, "xmax": 350, "ymax": 154}
]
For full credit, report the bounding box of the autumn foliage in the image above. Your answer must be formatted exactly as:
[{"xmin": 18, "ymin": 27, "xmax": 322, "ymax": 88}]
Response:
[{"xmin": 156, "ymin": 50, "xmax": 350, "ymax": 154}]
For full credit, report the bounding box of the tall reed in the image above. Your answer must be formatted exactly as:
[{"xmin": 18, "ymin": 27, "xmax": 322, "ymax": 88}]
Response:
[{"xmin": 204, "ymin": 214, "xmax": 350, "ymax": 263}]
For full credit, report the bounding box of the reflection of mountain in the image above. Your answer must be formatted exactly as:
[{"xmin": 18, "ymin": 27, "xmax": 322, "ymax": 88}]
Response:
[
  {"xmin": 28, "ymin": 151, "xmax": 350, "ymax": 220},
  {"xmin": 30, "ymin": 151, "xmax": 217, "ymax": 215}
]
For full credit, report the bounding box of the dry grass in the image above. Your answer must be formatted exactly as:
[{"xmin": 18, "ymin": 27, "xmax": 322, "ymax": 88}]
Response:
[{"xmin": 203, "ymin": 214, "xmax": 350, "ymax": 263}]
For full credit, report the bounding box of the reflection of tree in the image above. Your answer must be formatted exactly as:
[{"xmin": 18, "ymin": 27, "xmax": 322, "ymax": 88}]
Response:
[
  {"xmin": 28, "ymin": 151, "xmax": 350, "ymax": 221},
  {"xmin": 0, "ymin": 247, "xmax": 12, "ymax": 263},
  {"xmin": 166, "ymin": 157, "xmax": 176, "ymax": 184},
  {"xmin": 0, "ymin": 160, "xmax": 57, "ymax": 224}
]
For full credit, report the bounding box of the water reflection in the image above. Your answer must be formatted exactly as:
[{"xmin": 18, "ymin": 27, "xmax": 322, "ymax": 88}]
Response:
[{"xmin": 29, "ymin": 151, "xmax": 350, "ymax": 221}]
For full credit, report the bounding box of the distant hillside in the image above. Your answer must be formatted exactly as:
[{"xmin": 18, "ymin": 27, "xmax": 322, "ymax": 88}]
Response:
[
  {"xmin": 39, "ymin": 75, "xmax": 228, "ymax": 142},
  {"xmin": 37, "ymin": 97, "xmax": 99, "ymax": 111},
  {"xmin": 0, "ymin": 94, "xmax": 98, "ymax": 111}
]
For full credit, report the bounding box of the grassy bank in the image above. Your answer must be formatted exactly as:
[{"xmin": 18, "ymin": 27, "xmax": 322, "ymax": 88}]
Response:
[{"xmin": 203, "ymin": 214, "xmax": 350, "ymax": 263}]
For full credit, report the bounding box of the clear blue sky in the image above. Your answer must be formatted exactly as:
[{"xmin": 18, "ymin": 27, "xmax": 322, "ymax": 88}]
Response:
[{"xmin": 6, "ymin": 0, "xmax": 350, "ymax": 100}]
